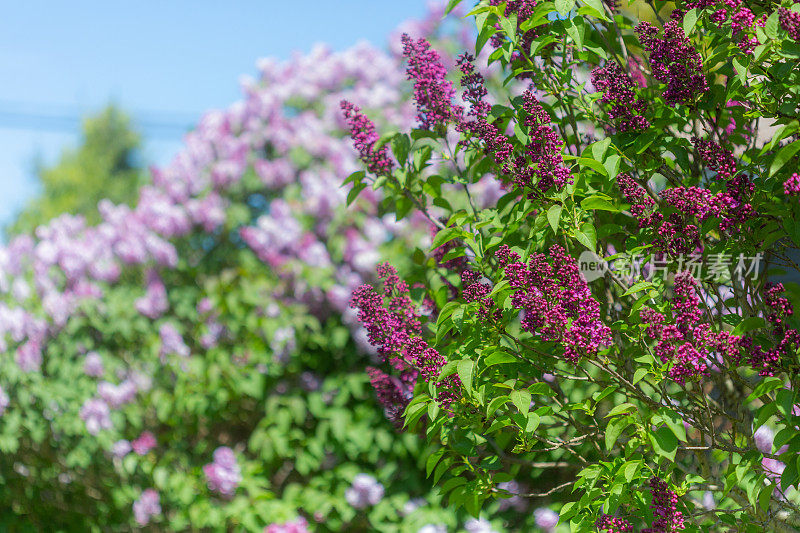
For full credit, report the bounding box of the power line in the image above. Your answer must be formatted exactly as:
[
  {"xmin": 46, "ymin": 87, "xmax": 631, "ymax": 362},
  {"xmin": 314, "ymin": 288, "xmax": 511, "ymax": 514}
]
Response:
[{"xmin": 0, "ymin": 101, "xmax": 199, "ymax": 138}]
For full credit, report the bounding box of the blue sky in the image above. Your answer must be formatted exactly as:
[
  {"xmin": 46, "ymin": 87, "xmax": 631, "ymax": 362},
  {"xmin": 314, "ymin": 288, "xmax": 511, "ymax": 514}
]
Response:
[{"xmin": 0, "ymin": 0, "xmax": 435, "ymax": 229}]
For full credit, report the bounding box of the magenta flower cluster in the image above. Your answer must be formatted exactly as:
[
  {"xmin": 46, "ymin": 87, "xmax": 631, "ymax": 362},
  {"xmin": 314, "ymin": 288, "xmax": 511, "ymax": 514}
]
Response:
[
  {"xmin": 635, "ymin": 21, "xmax": 708, "ymax": 107},
  {"xmin": 340, "ymin": 100, "xmax": 395, "ymax": 177},
  {"xmin": 596, "ymin": 514, "xmax": 633, "ymax": 532},
  {"xmin": 203, "ymin": 446, "xmax": 242, "ymax": 497},
  {"xmin": 497, "ymin": 245, "xmax": 611, "ymax": 362},
  {"xmin": 350, "ymin": 263, "xmax": 460, "ymax": 409},
  {"xmin": 640, "ymin": 272, "xmax": 741, "ymax": 383},
  {"xmin": 591, "ymin": 62, "xmax": 650, "ymax": 132},
  {"xmin": 673, "ymin": 0, "xmax": 767, "ymax": 54},
  {"xmin": 133, "ymin": 488, "xmax": 161, "ymax": 526},
  {"xmin": 264, "ymin": 517, "xmax": 310, "ymax": 533},
  {"xmin": 345, "ymin": 473, "xmax": 385, "ymax": 509},
  {"xmin": 780, "ymin": 6, "xmax": 800, "ymax": 41},
  {"xmin": 401, "ymin": 34, "xmax": 457, "ymax": 130},
  {"xmin": 741, "ymin": 283, "xmax": 800, "ymax": 376},
  {"xmin": 785, "ymin": 173, "xmax": 800, "ymax": 197},
  {"xmin": 641, "ymin": 477, "xmax": 685, "ymax": 533}
]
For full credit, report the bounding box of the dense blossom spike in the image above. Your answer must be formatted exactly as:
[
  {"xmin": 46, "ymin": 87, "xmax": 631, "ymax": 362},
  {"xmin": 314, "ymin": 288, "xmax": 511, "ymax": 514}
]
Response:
[
  {"xmin": 499, "ymin": 244, "xmax": 611, "ymax": 362},
  {"xmin": 340, "ymin": 100, "xmax": 395, "ymax": 176},
  {"xmin": 596, "ymin": 514, "xmax": 633, "ymax": 532},
  {"xmin": 692, "ymin": 136, "xmax": 737, "ymax": 180},
  {"xmin": 642, "ymin": 477, "xmax": 685, "ymax": 532},
  {"xmin": 401, "ymin": 34, "xmax": 457, "ymax": 130},
  {"xmin": 591, "ymin": 62, "xmax": 650, "ymax": 132},
  {"xmin": 780, "ymin": 7, "xmax": 800, "ymax": 41},
  {"xmin": 635, "ymin": 21, "xmax": 708, "ymax": 106}
]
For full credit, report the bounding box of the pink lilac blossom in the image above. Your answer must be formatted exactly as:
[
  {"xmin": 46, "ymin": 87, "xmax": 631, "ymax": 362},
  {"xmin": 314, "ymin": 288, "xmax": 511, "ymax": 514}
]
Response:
[
  {"xmin": 0, "ymin": 386, "xmax": 8, "ymax": 416},
  {"xmin": 533, "ymin": 507, "xmax": 559, "ymax": 532},
  {"xmin": 97, "ymin": 380, "xmax": 137, "ymax": 409},
  {"xmin": 785, "ymin": 173, "xmax": 800, "ymax": 197},
  {"xmin": 135, "ymin": 269, "xmax": 169, "ymax": 319},
  {"xmin": 111, "ymin": 439, "xmax": 132, "ymax": 458},
  {"xmin": 635, "ymin": 21, "xmax": 708, "ymax": 107},
  {"xmin": 497, "ymin": 244, "xmax": 611, "ymax": 362},
  {"xmin": 692, "ymin": 137, "xmax": 737, "ymax": 180},
  {"xmin": 464, "ymin": 517, "xmax": 498, "ymax": 533},
  {"xmin": 131, "ymin": 431, "xmax": 157, "ymax": 455},
  {"xmin": 345, "ymin": 473, "xmax": 384, "ymax": 509},
  {"xmin": 780, "ymin": 7, "xmax": 800, "ymax": 41},
  {"xmin": 596, "ymin": 514, "xmax": 634, "ymax": 532},
  {"xmin": 80, "ymin": 398, "xmax": 112, "ymax": 435},
  {"xmin": 401, "ymin": 34, "xmax": 457, "ymax": 130},
  {"xmin": 591, "ymin": 62, "xmax": 650, "ymax": 132},
  {"xmin": 133, "ymin": 489, "xmax": 161, "ymax": 526},
  {"xmin": 264, "ymin": 518, "xmax": 310, "ymax": 533},
  {"xmin": 16, "ymin": 339, "xmax": 42, "ymax": 372},
  {"xmin": 83, "ymin": 351, "xmax": 104, "ymax": 377},
  {"xmin": 159, "ymin": 323, "xmax": 190, "ymax": 359},
  {"xmin": 754, "ymin": 425, "xmax": 774, "ymax": 454},
  {"xmin": 741, "ymin": 283, "xmax": 800, "ymax": 376},
  {"xmin": 203, "ymin": 446, "xmax": 242, "ymax": 496}
]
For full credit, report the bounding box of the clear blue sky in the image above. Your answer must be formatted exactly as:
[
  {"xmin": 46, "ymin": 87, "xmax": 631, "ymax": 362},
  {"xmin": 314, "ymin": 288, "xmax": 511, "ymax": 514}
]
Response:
[{"xmin": 0, "ymin": 0, "xmax": 434, "ymax": 229}]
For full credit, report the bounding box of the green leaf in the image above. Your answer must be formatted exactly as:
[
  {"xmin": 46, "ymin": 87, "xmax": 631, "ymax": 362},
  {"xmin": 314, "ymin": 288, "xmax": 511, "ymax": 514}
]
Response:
[
  {"xmin": 547, "ymin": 204, "xmax": 562, "ymax": 234},
  {"xmin": 624, "ymin": 281, "xmax": 654, "ymax": 296},
  {"xmin": 632, "ymin": 368, "xmax": 648, "ymax": 385},
  {"xmin": 457, "ymin": 359, "xmax": 475, "ymax": 395},
  {"xmin": 746, "ymin": 376, "xmax": 785, "ymax": 403},
  {"xmin": 606, "ymin": 402, "xmax": 637, "ymax": 418},
  {"xmin": 765, "ymin": 11, "xmax": 780, "ymax": 40},
  {"xmin": 430, "ymin": 227, "xmax": 463, "ymax": 250},
  {"xmin": 487, "ymin": 395, "xmax": 510, "ymax": 416},
  {"xmin": 446, "ymin": 0, "xmax": 463, "ymax": 14},
  {"xmin": 770, "ymin": 140, "xmax": 800, "ymax": 176},
  {"xmin": 605, "ymin": 416, "xmax": 632, "ymax": 450},
  {"xmin": 650, "ymin": 426, "xmax": 678, "ymax": 462},
  {"xmin": 623, "ymin": 460, "xmax": 641, "ymax": 483},
  {"xmin": 682, "ymin": 8, "xmax": 698, "ymax": 36},
  {"xmin": 660, "ymin": 407, "xmax": 688, "ymax": 442},
  {"xmin": 510, "ymin": 389, "xmax": 532, "ymax": 416},
  {"xmin": 484, "ymin": 350, "xmax": 517, "ymax": 366},
  {"xmin": 581, "ymin": 195, "xmax": 618, "ymax": 212},
  {"xmin": 573, "ymin": 223, "xmax": 597, "ymax": 251},
  {"xmin": 555, "ymin": 0, "xmax": 576, "ymax": 16},
  {"xmin": 733, "ymin": 317, "xmax": 767, "ymax": 337}
]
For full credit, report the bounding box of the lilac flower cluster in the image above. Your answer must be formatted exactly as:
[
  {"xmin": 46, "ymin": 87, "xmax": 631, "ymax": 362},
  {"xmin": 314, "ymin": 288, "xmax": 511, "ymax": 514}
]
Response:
[
  {"xmin": 462, "ymin": 270, "xmax": 500, "ymax": 323},
  {"xmin": 366, "ymin": 366, "xmax": 413, "ymax": 427},
  {"xmin": 401, "ymin": 34, "xmax": 457, "ymax": 130},
  {"xmin": 780, "ymin": 6, "xmax": 800, "ymax": 41},
  {"xmin": 533, "ymin": 507, "xmax": 559, "ymax": 532},
  {"xmin": 591, "ymin": 62, "xmax": 650, "ymax": 132},
  {"xmin": 132, "ymin": 431, "xmax": 157, "ymax": 455},
  {"xmin": 133, "ymin": 488, "xmax": 161, "ymax": 526},
  {"xmin": 264, "ymin": 518, "xmax": 310, "ymax": 533},
  {"xmin": 487, "ymin": 0, "xmax": 542, "ymax": 65},
  {"xmin": 596, "ymin": 514, "xmax": 633, "ymax": 532},
  {"xmin": 785, "ymin": 173, "xmax": 800, "ymax": 197},
  {"xmin": 203, "ymin": 446, "xmax": 241, "ymax": 497},
  {"xmin": 642, "ymin": 477, "xmax": 685, "ymax": 533},
  {"xmin": 350, "ymin": 263, "xmax": 460, "ymax": 408},
  {"xmin": 340, "ymin": 100, "xmax": 395, "ymax": 177},
  {"xmin": 635, "ymin": 21, "xmax": 708, "ymax": 107},
  {"xmin": 0, "ymin": 386, "xmax": 9, "ymax": 416},
  {"xmin": 345, "ymin": 473, "xmax": 385, "ymax": 509},
  {"xmin": 519, "ymin": 90, "xmax": 573, "ymax": 193},
  {"xmin": 497, "ymin": 244, "xmax": 611, "ymax": 362},
  {"xmin": 741, "ymin": 283, "xmax": 800, "ymax": 376},
  {"xmin": 672, "ymin": 0, "xmax": 765, "ymax": 54},
  {"xmin": 692, "ymin": 137, "xmax": 737, "ymax": 180},
  {"xmin": 640, "ymin": 272, "xmax": 741, "ymax": 382},
  {"xmin": 79, "ymin": 398, "xmax": 113, "ymax": 435}
]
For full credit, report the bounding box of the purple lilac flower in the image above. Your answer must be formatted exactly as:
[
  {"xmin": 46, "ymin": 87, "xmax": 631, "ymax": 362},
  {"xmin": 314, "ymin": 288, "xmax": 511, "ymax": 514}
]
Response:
[
  {"xmin": 401, "ymin": 33, "xmax": 456, "ymax": 130},
  {"xmin": 340, "ymin": 100, "xmax": 394, "ymax": 177},
  {"xmin": 597, "ymin": 514, "xmax": 633, "ymax": 532},
  {"xmin": 780, "ymin": 7, "xmax": 800, "ymax": 41},
  {"xmin": 465, "ymin": 517, "xmax": 497, "ymax": 533},
  {"xmin": 83, "ymin": 351, "xmax": 104, "ymax": 377},
  {"xmin": 0, "ymin": 386, "xmax": 9, "ymax": 416},
  {"xmin": 97, "ymin": 380, "xmax": 137, "ymax": 409},
  {"xmin": 135, "ymin": 269, "xmax": 168, "ymax": 319},
  {"xmin": 345, "ymin": 473, "xmax": 384, "ymax": 509},
  {"xmin": 591, "ymin": 62, "xmax": 650, "ymax": 132},
  {"xmin": 264, "ymin": 518, "xmax": 310, "ymax": 533},
  {"xmin": 80, "ymin": 398, "xmax": 112, "ymax": 435},
  {"xmin": 785, "ymin": 173, "xmax": 800, "ymax": 197},
  {"xmin": 159, "ymin": 323, "xmax": 190, "ymax": 359},
  {"xmin": 203, "ymin": 446, "xmax": 241, "ymax": 497},
  {"xmin": 498, "ymin": 244, "xmax": 611, "ymax": 363},
  {"xmin": 635, "ymin": 21, "xmax": 708, "ymax": 107},
  {"xmin": 133, "ymin": 488, "xmax": 161, "ymax": 526},
  {"xmin": 16, "ymin": 339, "xmax": 42, "ymax": 372},
  {"xmin": 642, "ymin": 477, "xmax": 685, "ymax": 532},
  {"xmin": 534, "ymin": 507, "xmax": 559, "ymax": 532},
  {"xmin": 131, "ymin": 431, "xmax": 157, "ymax": 455},
  {"xmin": 112, "ymin": 439, "xmax": 132, "ymax": 458},
  {"xmin": 754, "ymin": 425, "xmax": 775, "ymax": 454}
]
